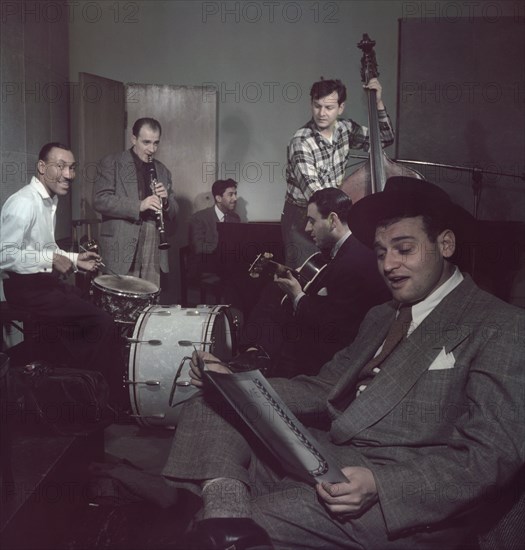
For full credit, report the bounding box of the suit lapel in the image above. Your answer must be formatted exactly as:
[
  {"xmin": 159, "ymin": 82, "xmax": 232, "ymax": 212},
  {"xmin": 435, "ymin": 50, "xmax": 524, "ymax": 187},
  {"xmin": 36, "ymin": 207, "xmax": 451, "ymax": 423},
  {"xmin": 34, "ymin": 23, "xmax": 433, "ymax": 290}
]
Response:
[
  {"xmin": 328, "ymin": 304, "xmax": 395, "ymax": 408},
  {"xmin": 304, "ymin": 237, "xmax": 352, "ymax": 295},
  {"xmin": 119, "ymin": 150, "xmax": 139, "ymax": 201},
  {"xmin": 330, "ymin": 276, "xmax": 476, "ymax": 444}
]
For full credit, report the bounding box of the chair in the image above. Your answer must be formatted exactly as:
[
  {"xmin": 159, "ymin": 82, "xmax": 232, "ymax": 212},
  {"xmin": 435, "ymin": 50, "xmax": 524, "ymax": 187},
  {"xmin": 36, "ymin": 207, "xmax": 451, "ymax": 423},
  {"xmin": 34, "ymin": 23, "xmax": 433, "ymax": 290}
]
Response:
[{"xmin": 179, "ymin": 245, "xmax": 223, "ymax": 307}]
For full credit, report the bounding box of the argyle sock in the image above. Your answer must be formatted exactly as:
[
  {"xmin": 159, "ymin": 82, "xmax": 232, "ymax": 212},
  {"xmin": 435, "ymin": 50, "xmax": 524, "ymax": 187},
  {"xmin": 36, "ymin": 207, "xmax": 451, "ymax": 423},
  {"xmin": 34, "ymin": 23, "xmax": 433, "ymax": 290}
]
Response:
[{"xmin": 201, "ymin": 477, "xmax": 251, "ymax": 519}]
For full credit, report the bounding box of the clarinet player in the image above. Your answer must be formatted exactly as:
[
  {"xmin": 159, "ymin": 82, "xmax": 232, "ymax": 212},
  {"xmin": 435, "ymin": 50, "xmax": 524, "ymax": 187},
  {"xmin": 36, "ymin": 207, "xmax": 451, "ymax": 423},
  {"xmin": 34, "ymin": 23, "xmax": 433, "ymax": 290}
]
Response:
[{"xmin": 93, "ymin": 117, "xmax": 178, "ymax": 287}]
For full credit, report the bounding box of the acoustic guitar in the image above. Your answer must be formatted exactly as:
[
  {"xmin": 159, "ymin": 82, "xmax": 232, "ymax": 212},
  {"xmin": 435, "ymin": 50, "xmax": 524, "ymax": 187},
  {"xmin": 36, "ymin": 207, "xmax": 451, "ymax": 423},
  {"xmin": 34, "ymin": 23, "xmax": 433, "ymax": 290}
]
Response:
[{"xmin": 248, "ymin": 251, "xmax": 329, "ymax": 296}]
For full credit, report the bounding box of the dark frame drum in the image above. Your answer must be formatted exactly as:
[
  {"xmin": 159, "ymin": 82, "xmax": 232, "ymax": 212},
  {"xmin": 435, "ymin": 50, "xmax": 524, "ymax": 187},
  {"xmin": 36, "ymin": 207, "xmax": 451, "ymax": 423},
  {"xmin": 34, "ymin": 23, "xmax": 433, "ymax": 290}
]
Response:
[
  {"xmin": 127, "ymin": 304, "xmax": 237, "ymax": 428},
  {"xmin": 91, "ymin": 274, "xmax": 160, "ymax": 324}
]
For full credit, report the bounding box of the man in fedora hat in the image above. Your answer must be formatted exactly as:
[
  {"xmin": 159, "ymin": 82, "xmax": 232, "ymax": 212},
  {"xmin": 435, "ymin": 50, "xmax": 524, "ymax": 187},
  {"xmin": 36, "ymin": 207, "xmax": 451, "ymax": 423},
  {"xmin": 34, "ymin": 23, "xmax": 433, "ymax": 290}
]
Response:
[{"xmin": 163, "ymin": 177, "xmax": 524, "ymax": 549}]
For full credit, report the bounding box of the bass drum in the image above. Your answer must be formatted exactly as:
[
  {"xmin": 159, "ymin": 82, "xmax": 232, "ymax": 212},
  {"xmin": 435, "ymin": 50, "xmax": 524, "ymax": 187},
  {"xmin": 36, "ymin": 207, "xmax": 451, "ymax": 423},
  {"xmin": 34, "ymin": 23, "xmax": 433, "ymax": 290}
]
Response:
[{"xmin": 127, "ymin": 304, "xmax": 238, "ymax": 428}]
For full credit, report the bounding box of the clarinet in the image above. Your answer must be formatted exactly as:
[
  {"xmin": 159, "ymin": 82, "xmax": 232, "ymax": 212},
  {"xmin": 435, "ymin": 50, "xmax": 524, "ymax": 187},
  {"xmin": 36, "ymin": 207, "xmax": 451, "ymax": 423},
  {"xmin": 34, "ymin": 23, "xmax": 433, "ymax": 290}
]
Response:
[{"xmin": 146, "ymin": 155, "xmax": 170, "ymax": 250}]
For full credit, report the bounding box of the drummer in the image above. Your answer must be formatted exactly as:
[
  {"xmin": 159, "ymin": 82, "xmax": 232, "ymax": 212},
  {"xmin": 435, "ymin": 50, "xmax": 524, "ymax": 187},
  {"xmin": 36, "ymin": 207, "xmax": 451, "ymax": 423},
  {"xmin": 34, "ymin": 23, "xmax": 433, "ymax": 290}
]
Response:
[{"xmin": 0, "ymin": 142, "xmax": 120, "ymax": 395}]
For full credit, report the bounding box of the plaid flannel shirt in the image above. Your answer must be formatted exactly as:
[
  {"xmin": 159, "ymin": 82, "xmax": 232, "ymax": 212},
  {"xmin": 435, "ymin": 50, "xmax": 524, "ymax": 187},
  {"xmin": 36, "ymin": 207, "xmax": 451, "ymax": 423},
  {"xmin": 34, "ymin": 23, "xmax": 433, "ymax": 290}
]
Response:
[{"xmin": 285, "ymin": 111, "xmax": 395, "ymax": 208}]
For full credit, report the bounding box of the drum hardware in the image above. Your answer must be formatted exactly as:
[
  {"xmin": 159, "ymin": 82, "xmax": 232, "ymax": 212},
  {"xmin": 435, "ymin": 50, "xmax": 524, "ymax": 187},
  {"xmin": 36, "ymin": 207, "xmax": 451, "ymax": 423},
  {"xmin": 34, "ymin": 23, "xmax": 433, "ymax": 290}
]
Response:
[
  {"xmin": 127, "ymin": 304, "xmax": 238, "ymax": 428},
  {"xmin": 125, "ymin": 338, "xmax": 162, "ymax": 345},
  {"xmin": 128, "ymin": 412, "xmax": 166, "ymax": 419},
  {"xmin": 168, "ymin": 356, "xmax": 193, "ymax": 407},
  {"xmin": 185, "ymin": 309, "xmax": 203, "ymax": 316},
  {"xmin": 125, "ymin": 379, "xmax": 161, "ymax": 386},
  {"xmin": 186, "ymin": 308, "xmax": 224, "ymax": 316},
  {"xmin": 142, "ymin": 305, "xmax": 175, "ymax": 317},
  {"xmin": 178, "ymin": 340, "xmax": 213, "ymax": 347}
]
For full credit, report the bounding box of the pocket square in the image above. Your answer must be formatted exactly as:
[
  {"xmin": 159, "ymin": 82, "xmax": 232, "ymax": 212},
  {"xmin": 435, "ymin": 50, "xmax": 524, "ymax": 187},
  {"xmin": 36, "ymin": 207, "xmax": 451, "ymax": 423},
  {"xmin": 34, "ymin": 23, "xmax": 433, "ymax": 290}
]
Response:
[
  {"xmin": 428, "ymin": 348, "xmax": 456, "ymax": 370},
  {"xmin": 317, "ymin": 287, "xmax": 328, "ymax": 296}
]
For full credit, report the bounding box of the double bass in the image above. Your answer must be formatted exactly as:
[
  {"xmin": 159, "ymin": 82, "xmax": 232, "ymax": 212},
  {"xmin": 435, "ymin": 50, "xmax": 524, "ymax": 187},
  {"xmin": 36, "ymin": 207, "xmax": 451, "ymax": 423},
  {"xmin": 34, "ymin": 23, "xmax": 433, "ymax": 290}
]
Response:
[{"xmin": 340, "ymin": 34, "xmax": 423, "ymax": 202}]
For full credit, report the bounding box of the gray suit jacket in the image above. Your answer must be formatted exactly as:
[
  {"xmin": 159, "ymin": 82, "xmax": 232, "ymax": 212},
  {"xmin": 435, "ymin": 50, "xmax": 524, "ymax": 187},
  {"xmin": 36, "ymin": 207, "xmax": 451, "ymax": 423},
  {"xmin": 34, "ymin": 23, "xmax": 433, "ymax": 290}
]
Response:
[
  {"xmin": 189, "ymin": 205, "xmax": 241, "ymax": 256},
  {"xmin": 93, "ymin": 149, "xmax": 178, "ymax": 274},
  {"xmin": 272, "ymin": 275, "xmax": 525, "ymax": 539}
]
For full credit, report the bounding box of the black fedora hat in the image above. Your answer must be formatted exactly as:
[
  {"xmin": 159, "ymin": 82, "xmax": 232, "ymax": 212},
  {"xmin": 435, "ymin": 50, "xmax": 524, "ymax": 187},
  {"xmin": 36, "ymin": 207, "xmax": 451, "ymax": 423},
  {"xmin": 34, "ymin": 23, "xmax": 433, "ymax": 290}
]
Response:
[{"xmin": 348, "ymin": 176, "xmax": 476, "ymax": 248}]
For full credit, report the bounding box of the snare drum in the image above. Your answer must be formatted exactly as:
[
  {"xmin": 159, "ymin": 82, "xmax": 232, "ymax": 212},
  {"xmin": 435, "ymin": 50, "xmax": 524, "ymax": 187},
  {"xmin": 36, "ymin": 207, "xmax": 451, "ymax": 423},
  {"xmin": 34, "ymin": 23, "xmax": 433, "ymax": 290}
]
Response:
[
  {"xmin": 127, "ymin": 304, "xmax": 237, "ymax": 427},
  {"xmin": 92, "ymin": 275, "xmax": 160, "ymax": 324}
]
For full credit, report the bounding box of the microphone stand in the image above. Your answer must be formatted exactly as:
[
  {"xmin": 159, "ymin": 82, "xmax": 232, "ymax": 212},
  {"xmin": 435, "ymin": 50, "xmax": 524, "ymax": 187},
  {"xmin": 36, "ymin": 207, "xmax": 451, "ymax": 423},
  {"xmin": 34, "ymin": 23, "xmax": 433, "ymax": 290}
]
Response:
[
  {"xmin": 347, "ymin": 155, "xmax": 525, "ymax": 220},
  {"xmin": 346, "ymin": 155, "xmax": 525, "ymax": 286}
]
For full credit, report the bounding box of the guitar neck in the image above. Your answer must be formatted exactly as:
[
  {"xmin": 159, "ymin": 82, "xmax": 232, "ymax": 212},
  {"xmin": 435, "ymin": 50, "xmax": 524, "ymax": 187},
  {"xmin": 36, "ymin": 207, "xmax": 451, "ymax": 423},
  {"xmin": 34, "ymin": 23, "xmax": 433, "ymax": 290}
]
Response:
[{"xmin": 265, "ymin": 259, "xmax": 300, "ymax": 279}]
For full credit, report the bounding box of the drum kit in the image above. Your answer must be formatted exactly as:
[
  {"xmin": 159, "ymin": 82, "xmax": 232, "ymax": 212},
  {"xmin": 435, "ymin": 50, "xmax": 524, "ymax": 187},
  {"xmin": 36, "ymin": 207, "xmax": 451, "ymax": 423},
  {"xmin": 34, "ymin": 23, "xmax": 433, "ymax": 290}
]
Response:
[{"xmin": 90, "ymin": 273, "xmax": 238, "ymax": 428}]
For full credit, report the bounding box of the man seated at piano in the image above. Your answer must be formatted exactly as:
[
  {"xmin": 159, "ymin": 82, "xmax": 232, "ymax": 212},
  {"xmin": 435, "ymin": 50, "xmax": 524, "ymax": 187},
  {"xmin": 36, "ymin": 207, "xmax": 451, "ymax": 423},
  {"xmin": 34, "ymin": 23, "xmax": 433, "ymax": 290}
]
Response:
[
  {"xmin": 188, "ymin": 178, "xmax": 241, "ymax": 277},
  {"xmin": 241, "ymin": 187, "xmax": 389, "ymax": 378},
  {"xmin": 187, "ymin": 178, "xmax": 254, "ymax": 311}
]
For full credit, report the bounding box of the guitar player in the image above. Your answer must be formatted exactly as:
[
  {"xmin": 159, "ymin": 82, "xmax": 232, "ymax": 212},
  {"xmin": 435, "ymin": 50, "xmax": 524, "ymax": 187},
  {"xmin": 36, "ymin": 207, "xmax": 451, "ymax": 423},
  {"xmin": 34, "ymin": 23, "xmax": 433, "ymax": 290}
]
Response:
[{"xmin": 241, "ymin": 187, "xmax": 389, "ymax": 378}]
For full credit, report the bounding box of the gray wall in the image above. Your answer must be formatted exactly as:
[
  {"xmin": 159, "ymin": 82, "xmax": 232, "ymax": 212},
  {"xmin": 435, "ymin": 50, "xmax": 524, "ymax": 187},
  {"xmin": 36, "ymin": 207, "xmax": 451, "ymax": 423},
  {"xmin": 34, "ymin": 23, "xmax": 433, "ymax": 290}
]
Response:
[
  {"xmin": 1, "ymin": 0, "xmax": 71, "ymax": 238},
  {"xmin": 69, "ymin": 0, "xmax": 406, "ymax": 221},
  {"xmin": 2, "ymin": 1, "xmax": 521, "ymax": 229},
  {"xmin": 67, "ymin": 0, "xmax": 521, "ymax": 222}
]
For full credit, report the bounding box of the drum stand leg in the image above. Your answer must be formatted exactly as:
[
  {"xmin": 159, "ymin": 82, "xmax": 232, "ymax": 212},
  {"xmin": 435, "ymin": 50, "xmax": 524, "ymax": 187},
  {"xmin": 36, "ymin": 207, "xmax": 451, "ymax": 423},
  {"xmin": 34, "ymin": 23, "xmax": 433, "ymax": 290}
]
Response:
[{"xmin": 109, "ymin": 322, "xmax": 136, "ymax": 418}]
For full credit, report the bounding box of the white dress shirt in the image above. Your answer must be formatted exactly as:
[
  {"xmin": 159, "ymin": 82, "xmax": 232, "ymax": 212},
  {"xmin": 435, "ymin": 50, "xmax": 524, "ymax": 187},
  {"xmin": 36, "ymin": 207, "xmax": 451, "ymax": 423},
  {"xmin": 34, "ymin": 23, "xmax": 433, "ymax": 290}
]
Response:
[
  {"xmin": 356, "ymin": 267, "xmax": 464, "ymax": 396},
  {"xmin": 407, "ymin": 266, "xmax": 464, "ymax": 336},
  {"xmin": 0, "ymin": 176, "xmax": 78, "ymax": 275},
  {"xmin": 214, "ymin": 204, "xmax": 225, "ymax": 222}
]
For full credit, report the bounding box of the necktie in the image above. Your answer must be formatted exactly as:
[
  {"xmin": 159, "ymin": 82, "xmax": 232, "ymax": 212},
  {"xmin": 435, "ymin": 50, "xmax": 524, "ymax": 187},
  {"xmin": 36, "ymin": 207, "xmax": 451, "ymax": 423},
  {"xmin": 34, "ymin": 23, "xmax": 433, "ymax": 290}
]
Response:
[
  {"xmin": 355, "ymin": 305, "xmax": 412, "ymax": 395},
  {"xmin": 333, "ymin": 305, "xmax": 412, "ymax": 410}
]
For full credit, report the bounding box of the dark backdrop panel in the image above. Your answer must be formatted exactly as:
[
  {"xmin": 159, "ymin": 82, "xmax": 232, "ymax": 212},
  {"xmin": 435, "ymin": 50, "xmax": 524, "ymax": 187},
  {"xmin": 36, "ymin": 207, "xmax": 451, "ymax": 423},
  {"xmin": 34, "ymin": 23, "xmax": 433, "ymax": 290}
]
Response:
[{"xmin": 396, "ymin": 18, "xmax": 525, "ymax": 222}]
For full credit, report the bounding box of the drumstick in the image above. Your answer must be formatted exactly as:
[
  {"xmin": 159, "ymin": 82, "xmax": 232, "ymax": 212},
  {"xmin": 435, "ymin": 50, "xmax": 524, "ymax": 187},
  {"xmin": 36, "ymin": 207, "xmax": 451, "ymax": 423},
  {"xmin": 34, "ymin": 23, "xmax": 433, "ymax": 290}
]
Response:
[{"xmin": 79, "ymin": 244, "xmax": 122, "ymax": 278}]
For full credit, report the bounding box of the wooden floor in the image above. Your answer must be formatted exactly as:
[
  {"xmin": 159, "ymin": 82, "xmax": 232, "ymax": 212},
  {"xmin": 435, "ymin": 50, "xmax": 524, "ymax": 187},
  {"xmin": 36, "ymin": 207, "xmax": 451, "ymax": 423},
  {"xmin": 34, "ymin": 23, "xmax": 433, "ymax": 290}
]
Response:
[{"xmin": 1, "ymin": 423, "xmax": 196, "ymax": 550}]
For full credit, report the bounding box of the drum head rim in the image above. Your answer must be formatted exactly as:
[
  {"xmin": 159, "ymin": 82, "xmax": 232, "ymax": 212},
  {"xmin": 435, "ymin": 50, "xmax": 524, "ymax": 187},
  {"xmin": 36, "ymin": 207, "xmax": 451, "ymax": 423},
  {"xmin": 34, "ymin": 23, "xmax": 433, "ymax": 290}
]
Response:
[
  {"xmin": 127, "ymin": 304, "xmax": 235, "ymax": 428},
  {"xmin": 92, "ymin": 274, "xmax": 160, "ymax": 298}
]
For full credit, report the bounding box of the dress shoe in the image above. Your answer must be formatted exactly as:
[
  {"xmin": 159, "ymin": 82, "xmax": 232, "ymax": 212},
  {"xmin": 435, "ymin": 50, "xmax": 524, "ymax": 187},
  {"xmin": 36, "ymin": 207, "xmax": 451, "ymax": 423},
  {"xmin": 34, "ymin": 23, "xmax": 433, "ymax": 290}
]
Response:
[{"xmin": 180, "ymin": 517, "xmax": 274, "ymax": 550}]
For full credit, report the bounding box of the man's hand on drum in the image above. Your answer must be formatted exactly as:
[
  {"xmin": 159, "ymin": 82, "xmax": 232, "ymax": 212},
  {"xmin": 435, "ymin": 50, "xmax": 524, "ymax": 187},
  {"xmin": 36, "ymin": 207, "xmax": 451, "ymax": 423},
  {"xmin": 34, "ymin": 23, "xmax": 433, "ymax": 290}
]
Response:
[
  {"xmin": 77, "ymin": 251, "xmax": 102, "ymax": 273},
  {"xmin": 189, "ymin": 350, "xmax": 232, "ymax": 388}
]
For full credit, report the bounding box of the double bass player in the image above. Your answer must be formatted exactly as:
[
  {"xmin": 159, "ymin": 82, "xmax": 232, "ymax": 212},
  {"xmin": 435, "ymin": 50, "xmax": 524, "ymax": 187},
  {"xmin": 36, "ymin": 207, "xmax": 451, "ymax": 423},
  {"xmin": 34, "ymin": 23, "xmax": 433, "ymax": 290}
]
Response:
[{"xmin": 282, "ymin": 76, "xmax": 395, "ymax": 268}]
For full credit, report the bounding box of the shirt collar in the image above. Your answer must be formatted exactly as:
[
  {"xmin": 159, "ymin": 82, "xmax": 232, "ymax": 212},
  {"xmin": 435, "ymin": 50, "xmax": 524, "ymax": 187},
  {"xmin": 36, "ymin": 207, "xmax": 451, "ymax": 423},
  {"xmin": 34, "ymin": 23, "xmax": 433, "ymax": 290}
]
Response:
[
  {"xmin": 407, "ymin": 266, "xmax": 464, "ymax": 335},
  {"xmin": 308, "ymin": 119, "xmax": 342, "ymax": 144},
  {"xmin": 214, "ymin": 204, "xmax": 225, "ymax": 222},
  {"xmin": 330, "ymin": 230, "xmax": 351, "ymax": 259},
  {"xmin": 30, "ymin": 176, "xmax": 58, "ymax": 205}
]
